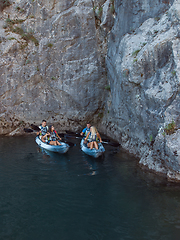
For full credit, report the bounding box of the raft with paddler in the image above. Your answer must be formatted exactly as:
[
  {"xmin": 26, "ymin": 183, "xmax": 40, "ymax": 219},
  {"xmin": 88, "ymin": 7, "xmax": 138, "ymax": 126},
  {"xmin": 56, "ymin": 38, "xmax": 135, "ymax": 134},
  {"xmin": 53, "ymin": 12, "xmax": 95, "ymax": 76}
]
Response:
[{"xmin": 24, "ymin": 120, "xmax": 120, "ymax": 158}]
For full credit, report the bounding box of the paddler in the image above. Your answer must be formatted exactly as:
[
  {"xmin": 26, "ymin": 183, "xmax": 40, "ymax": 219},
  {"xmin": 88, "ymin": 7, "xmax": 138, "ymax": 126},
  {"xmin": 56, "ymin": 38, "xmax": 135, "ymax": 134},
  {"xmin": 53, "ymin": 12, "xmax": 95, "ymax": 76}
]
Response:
[
  {"xmin": 37, "ymin": 120, "xmax": 49, "ymax": 143},
  {"xmin": 84, "ymin": 126, "xmax": 102, "ymax": 150},
  {"xmin": 80, "ymin": 123, "xmax": 91, "ymax": 145},
  {"xmin": 46, "ymin": 125, "xmax": 61, "ymax": 146}
]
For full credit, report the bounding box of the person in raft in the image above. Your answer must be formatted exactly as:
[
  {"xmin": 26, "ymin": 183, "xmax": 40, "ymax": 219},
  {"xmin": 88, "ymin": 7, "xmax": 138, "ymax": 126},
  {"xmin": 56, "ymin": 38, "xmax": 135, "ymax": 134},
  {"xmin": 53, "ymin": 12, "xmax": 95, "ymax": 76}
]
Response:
[
  {"xmin": 80, "ymin": 123, "xmax": 91, "ymax": 137},
  {"xmin": 43, "ymin": 125, "xmax": 62, "ymax": 146},
  {"xmin": 37, "ymin": 120, "xmax": 49, "ymax": 142},
  {"xmin": 84, "ymin": 126, "xmax": 102, "ymax": 150}
]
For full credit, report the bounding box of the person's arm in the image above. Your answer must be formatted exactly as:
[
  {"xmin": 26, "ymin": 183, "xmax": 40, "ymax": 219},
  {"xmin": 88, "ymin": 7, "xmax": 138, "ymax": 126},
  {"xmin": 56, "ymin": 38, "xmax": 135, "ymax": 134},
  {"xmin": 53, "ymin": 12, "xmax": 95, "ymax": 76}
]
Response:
[
  {"xmin": 97, "ymin": 132, "xmax": 102, "ymax": 143},
  {"xmin": 80, "ymin": 128, "xmax": 86, "ymax": 136},
  {"xmin": 84, "ymin": 132, "xmax": 90, "ymax": 140},
  {"xmin": 41, "ymin": 132, "xmax": 49, "ymax": 141},
  {"xmin": 37, "ymin": 130, "xmax": 41, "ymax": 136},
  {"xmin": 55, "ymin": 131, "xmax": 62, "ymax": 141}
]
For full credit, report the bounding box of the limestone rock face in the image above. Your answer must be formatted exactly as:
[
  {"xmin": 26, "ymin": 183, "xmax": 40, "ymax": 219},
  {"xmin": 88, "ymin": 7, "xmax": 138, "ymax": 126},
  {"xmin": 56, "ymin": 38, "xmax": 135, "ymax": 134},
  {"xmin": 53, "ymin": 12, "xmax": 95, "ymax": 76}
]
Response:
[
  {"xmin": 99, "ymin": 0, "xmax": 180, "ymax": 180},
  {"xmin": 0, "ymin": 0, "xmax": 107, "ymax": 134}
]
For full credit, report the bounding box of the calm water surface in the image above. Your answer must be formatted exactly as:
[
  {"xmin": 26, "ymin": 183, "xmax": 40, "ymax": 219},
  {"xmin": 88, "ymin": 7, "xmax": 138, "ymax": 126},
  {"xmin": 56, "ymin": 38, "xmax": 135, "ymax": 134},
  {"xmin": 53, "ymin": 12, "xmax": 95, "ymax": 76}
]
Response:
[{"xmin": 0, "ymin": 135, "xmax": 180, "ymax": 240}]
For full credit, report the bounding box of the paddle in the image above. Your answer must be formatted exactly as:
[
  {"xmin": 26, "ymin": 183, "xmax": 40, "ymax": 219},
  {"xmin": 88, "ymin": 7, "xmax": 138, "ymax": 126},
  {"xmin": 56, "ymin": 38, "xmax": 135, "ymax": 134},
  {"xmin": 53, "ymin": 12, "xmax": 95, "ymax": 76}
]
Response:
[
  {"xmin": 55, "ymin": 132, "xmax": 74, "ymax": 147},
  {"xmin": 24, "ymin": 124, "xmax": 41, "ymax": 133},
  {"xmin": 31, "ymin": 124, "xmax": 41, "ymax": 131},
  {"xmin": 101, "ymin": 141, "xmax": 120, "ymax": 147},
  {"xmin": 65, "ymin": 134, "xmax": 82, "ymax": 139},
  {"xmin": 66, "ymin": 130, "xmax": 80, "ymax": 136},
  {"xmin": 65, "ymin": 134, "xmax": 120, "ymax": 147},
  {"xmin": 65, "ymin": 130, "xmax": 110, "ymax": 142},
  {"xmin": 24, "ymin": 128, "xmax": 33, "ymax": 133}
]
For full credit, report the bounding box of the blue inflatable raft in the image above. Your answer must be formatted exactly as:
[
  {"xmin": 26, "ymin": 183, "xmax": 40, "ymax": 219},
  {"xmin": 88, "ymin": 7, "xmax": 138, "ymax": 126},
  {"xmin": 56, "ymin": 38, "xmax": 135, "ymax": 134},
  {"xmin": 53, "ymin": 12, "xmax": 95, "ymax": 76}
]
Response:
[
  {"xmin": 80, "ymin": 139, "xmax": 105, "ymax": 158},
  {"xmin": 36, "ymin": 136, "xmax": 69, "ymax": 154}
]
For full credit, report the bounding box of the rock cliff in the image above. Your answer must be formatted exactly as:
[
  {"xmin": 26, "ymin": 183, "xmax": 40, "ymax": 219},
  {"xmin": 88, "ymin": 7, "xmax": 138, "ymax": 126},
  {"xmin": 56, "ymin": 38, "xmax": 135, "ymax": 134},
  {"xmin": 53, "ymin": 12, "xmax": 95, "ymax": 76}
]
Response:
[
  {"xmin": 1, "ymin": 0, "xmax": 180, "ymax": 181},
  {"xmin": 0, "ymin": 0, "xmax": 107, "ymax": 134},
  {"xmin": 100, "ymin": 0, "xmax": 180, "ymax": 181}
]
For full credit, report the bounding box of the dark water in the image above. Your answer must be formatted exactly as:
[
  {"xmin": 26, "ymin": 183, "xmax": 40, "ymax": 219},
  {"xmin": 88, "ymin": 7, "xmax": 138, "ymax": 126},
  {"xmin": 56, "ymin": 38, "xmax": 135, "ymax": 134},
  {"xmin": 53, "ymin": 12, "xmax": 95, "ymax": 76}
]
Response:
[{"xmin": 0, "ymin": 136, "xmax": 180, "ymax": 240}]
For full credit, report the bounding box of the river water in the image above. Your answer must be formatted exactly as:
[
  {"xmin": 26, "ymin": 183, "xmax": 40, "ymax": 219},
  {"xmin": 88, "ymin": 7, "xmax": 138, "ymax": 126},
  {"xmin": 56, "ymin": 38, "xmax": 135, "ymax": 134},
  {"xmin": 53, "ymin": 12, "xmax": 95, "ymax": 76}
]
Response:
[{"xmin": 0, "ymin": 135, "xmax": 180, "ymax": 240}]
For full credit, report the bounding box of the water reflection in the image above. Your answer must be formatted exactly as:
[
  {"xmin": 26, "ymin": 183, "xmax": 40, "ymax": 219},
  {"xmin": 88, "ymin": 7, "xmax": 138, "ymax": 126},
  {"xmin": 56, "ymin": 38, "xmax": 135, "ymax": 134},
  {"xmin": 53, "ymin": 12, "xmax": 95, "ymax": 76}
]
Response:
[
  {"xmin": 81, "ymin": 154, "xmax": 99, "ymax": 176},
  {"xmin": 37, "ymin": 147, "xmax": 69, "ymax": 168}
]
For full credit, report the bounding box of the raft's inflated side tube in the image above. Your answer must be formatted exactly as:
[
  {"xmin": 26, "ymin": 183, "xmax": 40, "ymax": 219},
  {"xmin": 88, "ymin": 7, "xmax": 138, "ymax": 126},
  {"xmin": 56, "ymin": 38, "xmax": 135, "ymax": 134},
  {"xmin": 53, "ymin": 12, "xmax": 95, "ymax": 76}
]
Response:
[
  {"xmin": 36, "ymin": 136, "xmax": 69, "ymax": 153},
  {"xmin": 80, "ymin": 139, "xmax": 105, "ymax": 158}
]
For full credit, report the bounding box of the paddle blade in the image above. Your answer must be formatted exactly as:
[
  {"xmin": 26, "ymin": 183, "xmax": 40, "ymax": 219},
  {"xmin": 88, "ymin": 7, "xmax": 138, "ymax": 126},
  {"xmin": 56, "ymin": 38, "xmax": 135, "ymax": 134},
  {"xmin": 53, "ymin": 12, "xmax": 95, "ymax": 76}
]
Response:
[
  {"xmin": 66, "ymin": 130, "xmax": 76, "ymax": 135},
  {"xmin": 102, "ymin": 141, "xmax": 120, "ymax": 147},
  {"xmin": 65, "ymin": 134, "xmax": 82, "ymax": 139},
  {"xmin": 109, "ymin": 142, "xmax": 120, "ymax": 147},
  {"xmin": 24, "ymin": 128, "xmax": 33, "ymax": 133},
  {"xmin": 65, "ymin": 130, "xmax": 81, "ymax": 137},
  {"xmin": 102, "ymin": 138, "xmax": 110, "ymax": 142},
  {"xmin": 31, "ymin": 124, "xmax": 40, "ymax": 131}
]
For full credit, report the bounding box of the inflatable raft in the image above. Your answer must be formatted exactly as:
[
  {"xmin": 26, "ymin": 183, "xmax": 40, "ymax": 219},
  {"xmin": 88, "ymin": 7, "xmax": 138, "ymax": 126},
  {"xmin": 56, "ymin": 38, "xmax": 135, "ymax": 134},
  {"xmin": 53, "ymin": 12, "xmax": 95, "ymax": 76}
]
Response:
[
  {"xmin": 80, "ymin": 139, "xmax": 105, "ymax": 158},
  {"xmin": 35, "ymin": 136, "xmax": 69, "ymax": 154}
]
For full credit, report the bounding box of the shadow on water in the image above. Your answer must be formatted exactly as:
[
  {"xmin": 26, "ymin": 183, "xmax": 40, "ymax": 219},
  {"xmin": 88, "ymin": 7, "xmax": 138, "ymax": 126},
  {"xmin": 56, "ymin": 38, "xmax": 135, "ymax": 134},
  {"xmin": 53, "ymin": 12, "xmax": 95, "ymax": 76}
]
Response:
[
  {"xmin": 137, "ymin": 166, "xmax": 180, "ymax": 191},
  {"xmin": 117, "ymin": 152, "xmax": 180, "ymax": 195}
]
